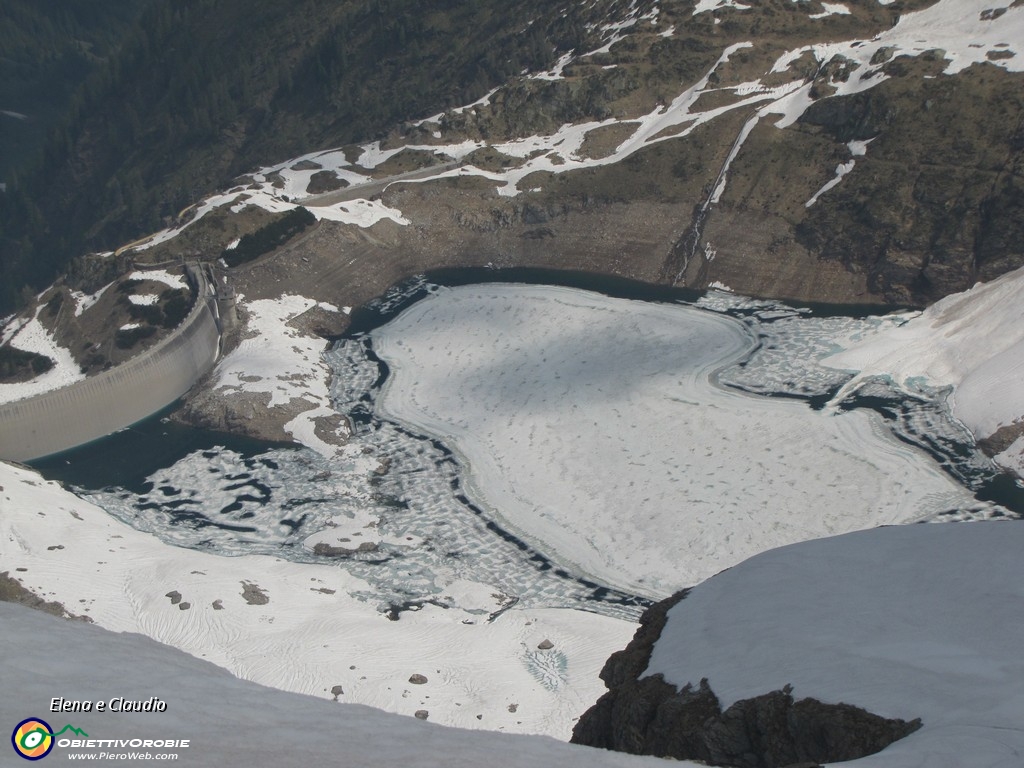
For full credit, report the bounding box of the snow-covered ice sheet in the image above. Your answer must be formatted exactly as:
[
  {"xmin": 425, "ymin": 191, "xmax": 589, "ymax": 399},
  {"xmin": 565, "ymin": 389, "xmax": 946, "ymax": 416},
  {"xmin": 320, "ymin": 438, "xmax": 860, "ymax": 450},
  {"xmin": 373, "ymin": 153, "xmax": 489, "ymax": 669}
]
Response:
[
  {"xmin": 0, "ymin": 460, "xmax": 636, "ymax": 739},
  {"xmin": 371, "ymin": 284, "xmax": 984, "ymax": 598},
  {"xmin": 81, "ymin": 431, "xmax": 646, "ymax": 620},
  {"xmin": 646, "ymin": 521, "xmax": 1024, "ymax": 767}
]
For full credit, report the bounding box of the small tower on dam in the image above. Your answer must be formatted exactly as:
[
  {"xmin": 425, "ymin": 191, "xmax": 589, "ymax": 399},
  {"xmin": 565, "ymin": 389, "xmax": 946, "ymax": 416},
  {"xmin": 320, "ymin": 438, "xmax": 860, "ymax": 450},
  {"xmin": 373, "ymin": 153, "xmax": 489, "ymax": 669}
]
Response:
[
  {"xmin": 215, "ymin": 275, "xmax": 238, "ymax": 333},
  {"xmin": 202, "ymin": 262, "xmax": 237, "ymax": 333}
]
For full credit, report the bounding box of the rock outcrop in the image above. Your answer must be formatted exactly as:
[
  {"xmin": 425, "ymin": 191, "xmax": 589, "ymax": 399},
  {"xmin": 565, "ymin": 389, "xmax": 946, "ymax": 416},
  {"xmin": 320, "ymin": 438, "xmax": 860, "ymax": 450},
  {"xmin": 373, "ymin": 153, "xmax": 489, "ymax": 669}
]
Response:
[{"xmin": 572, "ymin": 592, "xmax": 921, "ymax": 768}]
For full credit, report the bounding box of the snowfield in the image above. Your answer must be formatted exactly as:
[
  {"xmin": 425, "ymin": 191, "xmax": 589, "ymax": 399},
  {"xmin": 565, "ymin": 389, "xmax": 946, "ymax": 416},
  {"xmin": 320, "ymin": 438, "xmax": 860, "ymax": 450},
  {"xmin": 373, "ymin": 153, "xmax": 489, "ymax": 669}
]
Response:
[
  {"xmin": 1, "ymin": 601, "xmax": 661, "ymax": 768},
  {"xmin": 646, "ymin": 520, "xmax": 1024, "ymax": 768}
]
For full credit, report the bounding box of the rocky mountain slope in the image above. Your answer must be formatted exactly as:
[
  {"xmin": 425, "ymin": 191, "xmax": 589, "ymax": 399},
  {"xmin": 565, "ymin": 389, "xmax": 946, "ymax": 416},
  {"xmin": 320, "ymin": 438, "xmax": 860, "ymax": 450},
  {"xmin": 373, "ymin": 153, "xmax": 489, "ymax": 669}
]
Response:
[
  {"xmin": 0, "ymin": 0, "xmax": 603, "ymax": 310},
  {"xmin": 5, "ymin": 0, "xmax": 1024, "ymax": 464},
  {"xmin": 2, "ymin": 0, "xmax": 1023, "ymax": 313}
]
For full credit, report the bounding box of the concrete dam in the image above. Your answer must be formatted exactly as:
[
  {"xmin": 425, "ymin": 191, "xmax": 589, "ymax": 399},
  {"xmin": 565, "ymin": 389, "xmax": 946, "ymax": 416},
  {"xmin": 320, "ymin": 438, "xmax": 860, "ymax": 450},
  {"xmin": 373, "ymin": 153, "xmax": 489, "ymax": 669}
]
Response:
[{"xmin": 0, "ymin": 266, "xmax": 224, "ymax": 462}]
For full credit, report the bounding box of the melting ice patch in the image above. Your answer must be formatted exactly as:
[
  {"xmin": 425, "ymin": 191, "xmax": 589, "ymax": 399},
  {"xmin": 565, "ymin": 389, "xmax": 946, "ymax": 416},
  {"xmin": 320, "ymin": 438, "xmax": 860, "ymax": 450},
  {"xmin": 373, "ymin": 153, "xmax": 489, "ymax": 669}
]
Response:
[{"xmin": 85, "ymin": 446, "xmax": 391, "ymax": 553}]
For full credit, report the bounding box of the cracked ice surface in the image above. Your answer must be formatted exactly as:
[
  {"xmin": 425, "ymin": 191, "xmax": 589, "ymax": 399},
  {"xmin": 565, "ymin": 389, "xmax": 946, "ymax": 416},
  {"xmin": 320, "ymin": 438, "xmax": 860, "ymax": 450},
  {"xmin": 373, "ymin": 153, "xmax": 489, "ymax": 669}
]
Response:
[{"xmin": 371, "ymin": 284, "xmax": 989, "ymax": 598}]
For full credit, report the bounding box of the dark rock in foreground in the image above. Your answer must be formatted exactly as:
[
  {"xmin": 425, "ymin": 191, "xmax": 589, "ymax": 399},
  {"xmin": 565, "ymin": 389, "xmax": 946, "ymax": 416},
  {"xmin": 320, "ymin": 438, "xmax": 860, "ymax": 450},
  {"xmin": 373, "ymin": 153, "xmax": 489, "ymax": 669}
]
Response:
[{"xmin": 572, "ymin": 592, "xmax": 921, "ymax": 768}]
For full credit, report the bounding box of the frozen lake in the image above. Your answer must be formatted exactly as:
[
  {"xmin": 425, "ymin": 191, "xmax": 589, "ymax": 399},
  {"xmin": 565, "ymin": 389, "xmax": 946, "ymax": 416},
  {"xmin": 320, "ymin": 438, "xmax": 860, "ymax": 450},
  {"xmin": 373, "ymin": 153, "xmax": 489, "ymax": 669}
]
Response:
[
  {"xmin": 370, "ymin": 284, "xmax": 997, "ymax": 597},
  {"xmin": 30, "ymin": 275, "xmax": 1015, "ymax": 737},
  {"xmin": 79, "ymin": 278, "xmax": 1015, "ymax": 609}
]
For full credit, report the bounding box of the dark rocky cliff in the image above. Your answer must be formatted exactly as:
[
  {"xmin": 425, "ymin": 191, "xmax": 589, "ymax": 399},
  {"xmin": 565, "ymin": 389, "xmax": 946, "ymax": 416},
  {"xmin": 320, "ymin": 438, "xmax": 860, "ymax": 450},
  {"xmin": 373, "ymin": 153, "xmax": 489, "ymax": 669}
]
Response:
[{"xmin": 571, "ymin": 591, "xmax": 921, "ymax": 767}]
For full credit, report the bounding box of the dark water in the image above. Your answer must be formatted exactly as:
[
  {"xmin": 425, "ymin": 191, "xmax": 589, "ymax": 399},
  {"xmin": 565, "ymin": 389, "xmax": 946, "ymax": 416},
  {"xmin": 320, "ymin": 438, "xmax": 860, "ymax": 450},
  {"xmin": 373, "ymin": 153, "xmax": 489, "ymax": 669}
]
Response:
[
  {"xmin": 344, "ymin": 266, "xmax": 899, "ymax": 337},
  {"xmin": 29, "ymin": 403, "xmax": 296, "ymax": 492}
]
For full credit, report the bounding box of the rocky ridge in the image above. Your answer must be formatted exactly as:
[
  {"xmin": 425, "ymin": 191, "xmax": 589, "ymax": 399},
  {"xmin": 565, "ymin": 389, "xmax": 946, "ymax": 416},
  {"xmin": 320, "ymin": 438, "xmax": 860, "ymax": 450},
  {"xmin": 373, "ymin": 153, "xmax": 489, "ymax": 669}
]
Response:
[
  {"xmin": 6, "ymin": 0, "xmax": 1024, "ymax": 445},
  {"xmin": 130, "ymin": 0, "xmax": 1024, "ymax": 308}
]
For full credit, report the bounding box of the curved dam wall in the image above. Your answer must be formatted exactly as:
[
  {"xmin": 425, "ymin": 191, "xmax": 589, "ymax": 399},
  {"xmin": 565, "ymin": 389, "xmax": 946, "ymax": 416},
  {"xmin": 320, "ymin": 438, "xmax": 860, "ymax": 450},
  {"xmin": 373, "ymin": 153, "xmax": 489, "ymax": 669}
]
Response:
[{"xmin": 0, "ymin": 270, "xmax": 221, "ymax": 462}]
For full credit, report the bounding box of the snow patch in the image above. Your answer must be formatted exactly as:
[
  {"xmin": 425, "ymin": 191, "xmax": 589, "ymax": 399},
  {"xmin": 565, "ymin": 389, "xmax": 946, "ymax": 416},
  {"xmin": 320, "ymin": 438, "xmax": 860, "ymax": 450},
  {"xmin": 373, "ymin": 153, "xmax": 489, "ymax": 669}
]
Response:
[
  {"xmin": 848, "ymin": 137, "xmax": 873, "ymax": 156},
  {"xmin": 531, "ymin": 51, "xmax": 576, "ymax": 81},
  {"xmin": 0, "ymin": 306, "xmax": 85, "ymax": 404},
  {"xmin": 692, "ymin": 0, "xmax": 751, "ymax": 14},
  {"xmin": 313, "ymin": 198, "xmax": 411, "ymax": 227},
  {"xmin": 70, "ymin": 282, "xmax": 113, "ymax": 317},
  {"xmin": 809, "ymin": 2, "xmax": 851, "ymax": 19},
  {"xmin": 214, "ymin": 294, "xmax": 347, "ymax": 455},
  {"xmin": 129, "ymin": 269, "xmax": 187, "ymax": 290},
  {"xmin": 805, "ymin": 159, "xmax": 856, "ymax": 207}
]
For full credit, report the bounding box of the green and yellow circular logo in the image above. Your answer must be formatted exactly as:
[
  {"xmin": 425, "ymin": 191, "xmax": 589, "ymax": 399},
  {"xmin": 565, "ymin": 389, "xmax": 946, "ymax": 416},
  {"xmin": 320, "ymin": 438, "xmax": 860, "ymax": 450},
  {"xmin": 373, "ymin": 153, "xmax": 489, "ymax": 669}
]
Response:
[{"xmin": 11, "ymin": 718, "xmax": 54, "ymax": 761}]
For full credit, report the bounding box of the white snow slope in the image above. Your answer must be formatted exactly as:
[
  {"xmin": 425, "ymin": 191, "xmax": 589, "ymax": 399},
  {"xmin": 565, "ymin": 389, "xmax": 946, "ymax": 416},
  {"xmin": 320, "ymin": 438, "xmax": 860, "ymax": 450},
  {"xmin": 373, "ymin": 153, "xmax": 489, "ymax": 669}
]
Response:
[
  {"xmin": 646, "ymin": 520, "xmax": 1024, "ymax": 768},
  {"xmin": 826, "ymin": 264, "xmax": 1024, "ymax": 475},
  {"xmin": 0, "ymin": 602, "xmax": 664, "ymax": 768}
]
